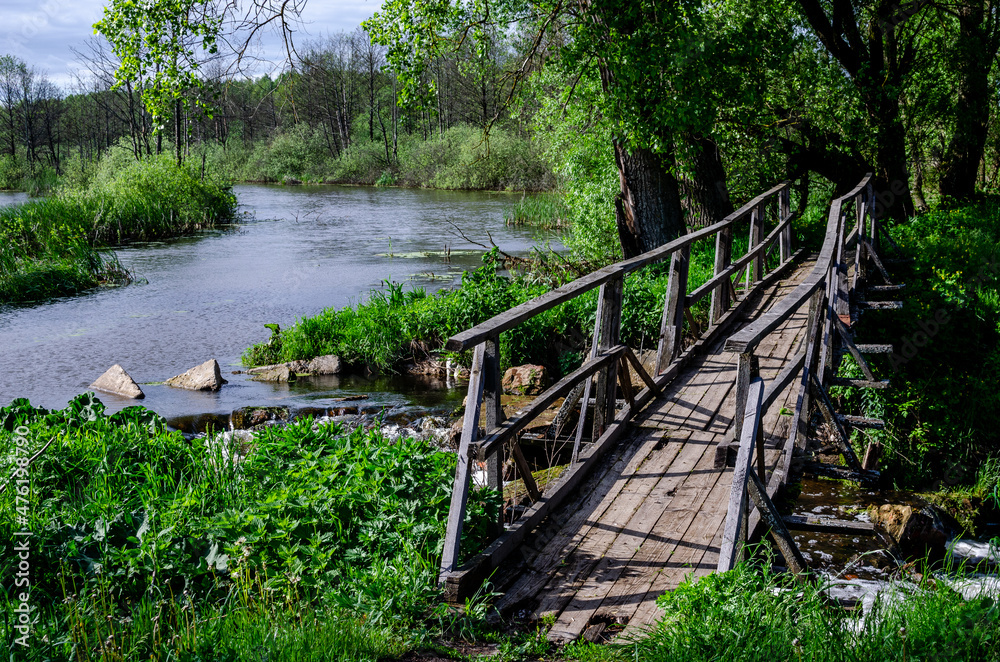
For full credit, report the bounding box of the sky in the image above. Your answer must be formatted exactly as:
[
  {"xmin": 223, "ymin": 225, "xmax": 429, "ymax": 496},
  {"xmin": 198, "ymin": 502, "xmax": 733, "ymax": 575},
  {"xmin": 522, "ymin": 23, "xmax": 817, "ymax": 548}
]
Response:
[{"xmin": 0, "ymin": 0, "xmax": 380, "ymax": 87}]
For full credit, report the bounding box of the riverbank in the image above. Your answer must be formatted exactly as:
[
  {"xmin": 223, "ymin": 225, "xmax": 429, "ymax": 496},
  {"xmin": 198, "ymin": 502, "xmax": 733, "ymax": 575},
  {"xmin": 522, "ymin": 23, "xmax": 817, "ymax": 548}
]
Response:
[
  {"xmin": 0, "ymin": 148, "xmax": 236, "ymax": 305},
  {"xmin": 203, "ymin": 124, "xmax": 556, "ymax": 192}
]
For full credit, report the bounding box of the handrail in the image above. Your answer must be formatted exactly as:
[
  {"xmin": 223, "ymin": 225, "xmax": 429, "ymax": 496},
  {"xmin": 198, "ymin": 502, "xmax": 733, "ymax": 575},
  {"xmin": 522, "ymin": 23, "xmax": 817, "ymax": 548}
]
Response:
[
  {"xmin": 725, "ymin": 174, "xmax": 873, "ymax": 354},
  {"xmin": 445, "ymin": 181, "xmax": 790, "ymax": 353},
  {"xmin": 718, "ymin": 172, "xmax": 880, "ymax": 575}
]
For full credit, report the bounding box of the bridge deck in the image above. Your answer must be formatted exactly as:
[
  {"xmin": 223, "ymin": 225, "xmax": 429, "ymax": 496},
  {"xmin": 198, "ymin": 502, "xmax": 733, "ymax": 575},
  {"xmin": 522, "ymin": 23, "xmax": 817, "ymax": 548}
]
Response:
[{"xmin": 493, "ymin": 258, "xmax": 814, "ymax": 643}]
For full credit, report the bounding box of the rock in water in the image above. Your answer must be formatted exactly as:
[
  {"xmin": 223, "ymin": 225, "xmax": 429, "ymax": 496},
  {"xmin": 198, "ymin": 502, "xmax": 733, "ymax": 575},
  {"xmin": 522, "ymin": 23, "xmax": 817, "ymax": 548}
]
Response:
[
  {"xmin": 871, "ymin": 504, "xmax": 947, "ymax": 560},
  {"xmin": 90, "ymin": 364, "xmax": 144, "ymax": 399},
  {"xmin": 306, "ymin": 354, "xmax": 342, "ymax": 375},
  {"xmin": 249, "ymin": 365, "xmax": 295, "ymax": 382},
  {"xmin": 502, "ymin": 364, "xmax": 547, "ymax": 395},
  {"xmin": 166, "ymin": 359, "xmax": 228, "ymax": 391}
]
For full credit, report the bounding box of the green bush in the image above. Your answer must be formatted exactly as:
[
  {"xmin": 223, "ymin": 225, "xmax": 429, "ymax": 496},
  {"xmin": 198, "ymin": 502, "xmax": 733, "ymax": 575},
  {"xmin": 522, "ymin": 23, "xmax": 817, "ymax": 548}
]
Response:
[
  {"xmin": 827, "ymin": 197, "xmax": 1000, "ymax": 489},
  {"xmin": 0, "ymin": 393, "xmax": 499, "ymax": 660}
]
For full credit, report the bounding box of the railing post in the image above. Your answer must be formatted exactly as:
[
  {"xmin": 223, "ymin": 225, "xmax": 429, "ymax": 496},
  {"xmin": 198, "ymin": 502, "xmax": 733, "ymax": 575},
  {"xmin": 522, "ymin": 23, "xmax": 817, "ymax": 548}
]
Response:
[
  {"xmin": 656, "ymin": 246, "xmax": 690, "ymax": 373},
  {"xmin": 747, "ymin": 204, "xmax": 763, "ymax": 288},
  {"xmin": 483, "ymin": 333, "xmax": 504, "ymax": 534},
  {"xmin": 835, "ymin": 208, "xmax": 850, "ymax": 324},
  {"xmin": 710, "ymin": 225, "xmax": 733, "ymax": 325},
  {"xmin": 439, "ymin": 344, "xmax": 486, "ymax": 577},
  {"xmin": 593, "ymin": 276, "xmax": 623, "ymax": 439},
  {"xmin": 779, "ymin": 186, "xmax": 792, "ymax": 263},
  {"xmin": 732, "ymin": 352, "xmax": 759, "ymax": 442}
]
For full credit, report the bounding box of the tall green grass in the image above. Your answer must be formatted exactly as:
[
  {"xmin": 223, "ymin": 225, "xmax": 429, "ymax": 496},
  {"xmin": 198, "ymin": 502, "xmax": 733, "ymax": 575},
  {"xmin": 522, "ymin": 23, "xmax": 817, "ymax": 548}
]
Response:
[
  {"xmin": 0, "ymin": 146, "xmax": 236, "ymax": 304},
  {"xmin": 564, "ymin": 562, "xmax": 999, "ymax": 662},
  {"xmin": 0, "ymin": 393, "xmax": 499, "ymax": 660}
]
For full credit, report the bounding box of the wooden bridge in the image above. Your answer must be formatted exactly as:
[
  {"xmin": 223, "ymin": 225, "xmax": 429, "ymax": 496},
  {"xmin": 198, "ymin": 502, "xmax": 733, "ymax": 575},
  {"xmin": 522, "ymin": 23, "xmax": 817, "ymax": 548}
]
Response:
[{"xmin": 438, "ymin": 174, "xmax": 901, "ymax": 642}]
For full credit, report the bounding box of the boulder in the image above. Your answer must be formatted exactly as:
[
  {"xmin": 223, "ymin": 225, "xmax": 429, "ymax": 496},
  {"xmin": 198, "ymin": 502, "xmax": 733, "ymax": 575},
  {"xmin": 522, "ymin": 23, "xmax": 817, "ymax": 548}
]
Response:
[
  {"xmin": 871, "ymin": 504, "xmax": 947, "ymax": 560},
  {"xmin": 90, "ymin": 364, "xmax": 144, "ymax": 399},
  {"xmin": 306, "ymin": 354, "xmax": 342, "ymax": 375},
  {"xmin": 165, "ymin": 359, "xmax": 228, "ymax": 391},
  {"xmin": 502, "ymin": 364, "xmax": 547, "ymax": 396},
  {"xmin": 246, "ymin": 360, "xmax": 307, "ymax": 375},
  {"xmin": 249, "ymin": 365, "xmax": 295, "ymax": 383}
]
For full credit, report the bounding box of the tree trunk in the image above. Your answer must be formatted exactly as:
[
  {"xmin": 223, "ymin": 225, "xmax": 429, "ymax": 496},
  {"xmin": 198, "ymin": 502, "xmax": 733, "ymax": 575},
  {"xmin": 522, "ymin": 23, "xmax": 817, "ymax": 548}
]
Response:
[
  {"xmin": 612, "ymin": 141, "xmax": 686, "ymax": 259},
  {"xmin": 939, "ymin": 1, "xmax": 995, "ymax": 200},
  {"xmin": 174, "ymin": 99, "xmax": 182, "ymax": 167},
  {"xmin": 678, "ymin": 134, "xmax": 734, "ymax": 227}
]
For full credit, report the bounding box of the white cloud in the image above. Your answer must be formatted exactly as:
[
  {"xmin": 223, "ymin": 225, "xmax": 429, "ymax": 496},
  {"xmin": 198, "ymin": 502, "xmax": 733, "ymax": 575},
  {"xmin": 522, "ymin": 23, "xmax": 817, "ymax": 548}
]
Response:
[{"xmin": 0, "ymin": 0, "xmax": 379, "ymax": 87}]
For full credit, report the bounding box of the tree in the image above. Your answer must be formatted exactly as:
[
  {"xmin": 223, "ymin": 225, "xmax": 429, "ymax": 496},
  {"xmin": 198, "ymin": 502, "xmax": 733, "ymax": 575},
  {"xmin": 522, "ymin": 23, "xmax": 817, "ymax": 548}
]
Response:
[{"xmin": 95, "ymin": 0, "xmax": 221, "ymax": 166}]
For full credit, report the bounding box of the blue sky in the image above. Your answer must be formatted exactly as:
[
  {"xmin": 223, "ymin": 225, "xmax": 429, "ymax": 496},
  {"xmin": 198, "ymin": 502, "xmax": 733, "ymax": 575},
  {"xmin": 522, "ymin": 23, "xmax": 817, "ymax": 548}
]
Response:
[{"xmin": 0, "ymin": 0, "xmax": 380, "ymax": 86}]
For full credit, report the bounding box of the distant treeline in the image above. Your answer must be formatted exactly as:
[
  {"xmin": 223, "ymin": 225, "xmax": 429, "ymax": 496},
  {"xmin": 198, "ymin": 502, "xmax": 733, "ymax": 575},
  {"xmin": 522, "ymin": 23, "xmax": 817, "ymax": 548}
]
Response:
[{"xmin": 0, "ymin": 28, "xmax": 552, "ymax": 191}]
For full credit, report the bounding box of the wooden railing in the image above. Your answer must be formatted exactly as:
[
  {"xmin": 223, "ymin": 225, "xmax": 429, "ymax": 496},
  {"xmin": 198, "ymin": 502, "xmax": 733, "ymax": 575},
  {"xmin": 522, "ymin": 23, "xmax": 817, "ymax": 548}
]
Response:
[
  {"xmin": 717, "ymin": 173, "xmax": 880, "ymax": 572},
  {"xmin": 439, "ymin": 180, "xmax": 802, "ymax": 600}
]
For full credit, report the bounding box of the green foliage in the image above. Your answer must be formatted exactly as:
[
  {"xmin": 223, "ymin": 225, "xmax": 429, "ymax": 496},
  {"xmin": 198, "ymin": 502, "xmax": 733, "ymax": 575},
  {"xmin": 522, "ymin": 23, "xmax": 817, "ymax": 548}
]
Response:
[
  {"xmin": 0, "ymin": 393, "xmax": 498, "ymax": 659},
  {"xmin": 94, "ymin": 0, "xmax": 220, "ymax": 164},
  {"xmin": 564, "ymin": 562, "xmax": 999, "ymax": 662},
  {"xmin": 838, "ymin": 197, "xmax": 1000, "ymax": 488},
  {"xmin": 0, "ymin": 146, "xmax": 235, "ymax": 304}
]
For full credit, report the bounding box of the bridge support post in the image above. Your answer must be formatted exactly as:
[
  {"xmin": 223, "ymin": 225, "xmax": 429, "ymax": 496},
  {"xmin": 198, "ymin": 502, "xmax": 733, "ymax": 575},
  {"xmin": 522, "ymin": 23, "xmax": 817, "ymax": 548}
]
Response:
[
  {"xmin": 484, "ymin": 333, "xmax": 504, "ymax": 535},
  {"xmin": 593, "ymin": 277, "xmax": 623, "ymax": 440},
  {"xmin": 779, "ymin": 186, "xmax": 792, "ymax": 263},
  {"xmin": 710, "ymin": 225, "xmax": 733, "ymax": 325},
  {"xmin": 747, "ymin": 204, "xmax": 763, "ymax": 288},
  {"xmin": 656, "ymin": 245, "xmax": 690, "ymax": 373},
  {"xmin": 732, "ymin": 353, "xmax": 759, "ymax": 443}
]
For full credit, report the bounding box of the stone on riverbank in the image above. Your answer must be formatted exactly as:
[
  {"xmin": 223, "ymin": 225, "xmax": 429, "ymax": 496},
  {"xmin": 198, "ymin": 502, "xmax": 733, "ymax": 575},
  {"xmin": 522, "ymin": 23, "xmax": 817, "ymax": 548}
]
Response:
[
  {"xmin": 502, "ymin": 364, "xmax": 547, "ymax": 395},
  {"xmin": 231, "ymin": 406, "xmax": 290, "ymax": 429},
  {"xmin": 166, "ymin": 359, "xmax": 228, "ymax": 391},
  {"xmin": 250, "ymin": 365, "xmax": 295, "ymax": 382},
  {"xmin": 90, "ymin": 364, "xmax": 144, "ymax": 399},
  {"xmin": 306, "ymin": 354, "xmax": 342, "ymax": 375}
]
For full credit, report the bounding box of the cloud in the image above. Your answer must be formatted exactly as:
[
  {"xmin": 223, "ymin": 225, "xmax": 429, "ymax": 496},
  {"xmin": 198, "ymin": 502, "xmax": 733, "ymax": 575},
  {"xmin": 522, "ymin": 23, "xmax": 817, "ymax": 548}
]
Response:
[{"xmin": 0, "ymin": 0, "xmax": 379, "ymax": 87}]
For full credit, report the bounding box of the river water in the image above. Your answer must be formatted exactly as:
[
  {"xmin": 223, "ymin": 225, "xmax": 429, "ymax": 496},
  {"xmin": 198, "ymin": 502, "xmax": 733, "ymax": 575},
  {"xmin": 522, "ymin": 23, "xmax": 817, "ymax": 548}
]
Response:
[{"xmin": 0, "ymin": 185, "xmax": 558, "ymax": 420}]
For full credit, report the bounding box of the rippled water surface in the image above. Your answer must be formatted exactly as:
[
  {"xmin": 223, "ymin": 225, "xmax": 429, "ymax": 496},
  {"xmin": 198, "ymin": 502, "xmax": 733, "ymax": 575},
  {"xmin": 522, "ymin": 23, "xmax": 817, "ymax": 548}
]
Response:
[{"xmin": 0, "ymin": 185, "xmax": 559, "ymax": 418}]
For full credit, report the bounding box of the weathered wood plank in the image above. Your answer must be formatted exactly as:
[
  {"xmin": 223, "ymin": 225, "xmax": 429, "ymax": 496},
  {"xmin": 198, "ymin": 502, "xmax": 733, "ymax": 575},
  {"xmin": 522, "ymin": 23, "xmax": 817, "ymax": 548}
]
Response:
[
  {"xmin": 440, "ymin": 344, "xmax": 486, "ymax": 577},
  {"xmin": 719, "ymin": 378, "xmax": 764, "ymax": 571}
]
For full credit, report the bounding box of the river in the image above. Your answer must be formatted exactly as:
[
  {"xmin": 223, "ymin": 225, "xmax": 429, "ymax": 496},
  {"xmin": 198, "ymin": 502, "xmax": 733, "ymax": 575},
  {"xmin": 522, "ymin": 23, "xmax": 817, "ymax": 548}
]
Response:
[{"xmin": 0, "ymin": 185, "xmax": 559, "ymax": 420}]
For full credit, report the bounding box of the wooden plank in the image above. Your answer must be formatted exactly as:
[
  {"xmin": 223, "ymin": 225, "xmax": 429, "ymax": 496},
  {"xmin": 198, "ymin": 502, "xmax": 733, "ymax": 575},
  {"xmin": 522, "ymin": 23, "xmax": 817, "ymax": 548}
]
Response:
[
  {"xmin": 656, "ymin": 245, "xmax": 690, "ymax": 371},
  {"xmin": 510, "ymin": 440, "xmax": 542, "ymax": 502},
  {"xmin": 536, "ymin": 434, "xmax": 698, "ymax": 635},
  {"xmin": 494, "ymin": 435, "xmax": 647, "ymax": 612},
  {"xmin": 586, "ymin": 430, "xmax": 731, "ymax": 634},
  {"xmin": 782, "ymin": 515, "xmax": 877, "ymax": 535},
  {"xmin": 439, "ymin": 344, "xmax": 486, "ymax": 577},
  {"xmin": 710, "ymin": 224, "xmax": 733, "ymax": 325},
  {"xmin": 719, "ymin": 378, "xmax": 764, "ymax": 571},
  {"xmin": 746, "ymin": 468, "xmax": 809, "ymax": 576},
  {"xmin": 594, "ymin": 278, "xmax": 624, "ymax": 439},
  {"xmin": 624, "ymin": 347, "xmax": 661, "ymax": 396}
]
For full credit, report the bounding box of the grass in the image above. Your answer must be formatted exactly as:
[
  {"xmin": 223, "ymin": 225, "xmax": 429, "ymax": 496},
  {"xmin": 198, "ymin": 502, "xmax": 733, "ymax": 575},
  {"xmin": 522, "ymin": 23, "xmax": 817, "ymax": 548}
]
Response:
[
  {"xmin": 241, "ymin": 236, "xmax": 749, "ymax": 377},
  {"xmin": 0, "ymin": 393, "xmax": 500, "ymax": 660},
  {"xmin": 562, "ymin": 561, "xmax": 1000, "ymax": 662},
  {"xmin": 504, "ymin": 193, "xmax": 571, "ymax": 228},
  {"xmin": 0, "ymin": 146, "xmax": 236, "ymax": 304}
]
